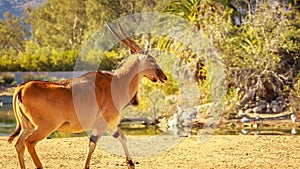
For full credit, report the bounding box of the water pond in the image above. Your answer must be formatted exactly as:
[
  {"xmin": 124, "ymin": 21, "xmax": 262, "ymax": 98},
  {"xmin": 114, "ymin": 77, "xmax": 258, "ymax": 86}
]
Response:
[{"xmin": 0, "ymin": 104, "xmax": 299, "ymax": 137}]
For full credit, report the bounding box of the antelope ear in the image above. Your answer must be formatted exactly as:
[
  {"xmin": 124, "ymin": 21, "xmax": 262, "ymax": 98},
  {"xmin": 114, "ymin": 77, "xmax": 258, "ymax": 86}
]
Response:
[
  {"xmin": 144, "ymin": 49, "xmax": 150, "ymax": 56},
  {"xmin": 144, "ymin": 40, "xmax": 149, "ymax": 53}
]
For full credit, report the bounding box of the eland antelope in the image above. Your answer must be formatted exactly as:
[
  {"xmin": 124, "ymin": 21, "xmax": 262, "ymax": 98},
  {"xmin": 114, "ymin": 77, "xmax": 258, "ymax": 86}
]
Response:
[{"xmin": 7, "ymin": 22, "xmax": 167, "ymax": 169}]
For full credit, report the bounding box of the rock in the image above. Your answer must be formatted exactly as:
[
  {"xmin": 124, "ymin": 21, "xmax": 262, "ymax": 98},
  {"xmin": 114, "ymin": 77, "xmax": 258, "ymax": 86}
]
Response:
[
  {"xmin": 291, "ymin": 114, "xmax": 296, "ymax": 123},
  {"xmin": 258, "ymin": 100, "xmax": 267, "ymax": 104},
  {"xmin": 271, "ymin": 100, "xmax": 278, "ymax": 105},
  {"xmin": 254, "ymin": 114, "xmax": 260, "ymax": 120},
  {"xmin": 252, "ymin": 106, "xmax": 261, "ymax": 113},
  {"xmin": 266, "ymin": 103, "xmax": 271, "ymax": 109},
  {"xmin": 252, "ymin": 123, "xmax": 258, "ymax": 128},
  {"xmin": 181, "ymin": 121, "xmax": 192, "ymax": 127},
  {"xmin": 168, "ymin": 115, "xmax": 178, "ymax": 128},
  {"xmin": 178, "ymin": 117, "xmax": 185, "ymax": 123},
  {"xmin": 241, "ymin": 129, "xmax": 250, "ymax": 135},
  {"xmin": 260, "ymin": 104, "xmax": 266, "ymax": 109},
  {"xmin": 238, "ymin": 110, "xmax": 247, "ymax": 117},
  {"xmin": 241, "ymin": 117, "xmax": 250, "ymax": 123},
  {"xmin": 276, "ymin": 96, "xmax": 283, "ymax": 101},
  {"xmin": 255, "ymin": 101, "xmax": 260, "ymax": 106},
  {"xmin": 245, "ymin": 109, "xmax": 253, "ymax": 114},
  {"xmin": 253, "ymin": 105, "xmax": 264, "ymax": 113},
  {"xmin": 271, "ymin": 105, "xmax": 280, "ymax": 113},
  {"xmin": 244, "ymin": 104, "xmax": 249, "ymax": 109},
  {"xmin": 240, "ymin": 89, "xmax": 255, "ymax": 105},
  {"xmin": 291, "ymin": 128, "xmax": 297, "ymax": 135}
]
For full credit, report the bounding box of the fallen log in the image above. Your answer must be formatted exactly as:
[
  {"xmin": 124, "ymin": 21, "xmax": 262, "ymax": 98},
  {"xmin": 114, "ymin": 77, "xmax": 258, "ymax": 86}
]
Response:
[
  {"xmin": 120, "ymin": 117, "xmax": 152, "ymax": 124},
  {"xmin": 245, "ymin": 110, "xmax": 293, "ymax": 120}
]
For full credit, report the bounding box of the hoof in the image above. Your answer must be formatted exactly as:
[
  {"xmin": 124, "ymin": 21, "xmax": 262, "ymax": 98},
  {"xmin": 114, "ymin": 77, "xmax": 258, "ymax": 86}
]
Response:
[
  {"xmin": 127, "ymin": 165, "xmax": 135, "ymax": 169},
  {"xmin": 127, "ymin": 160, "xmax": 135, "ymax": 169}
]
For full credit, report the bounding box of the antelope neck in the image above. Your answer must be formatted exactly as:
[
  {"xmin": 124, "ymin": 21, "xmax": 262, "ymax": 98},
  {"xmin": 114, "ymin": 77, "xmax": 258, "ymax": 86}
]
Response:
[{"xmin": 113, "ymin": 57, "xmax": 142, "ymax": 110}]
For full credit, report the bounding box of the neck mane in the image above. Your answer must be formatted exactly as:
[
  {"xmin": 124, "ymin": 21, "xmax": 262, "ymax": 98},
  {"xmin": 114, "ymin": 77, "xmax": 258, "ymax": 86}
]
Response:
[{"xmin": 114, "ymin": 55, "xmax": 140, "ymax": 78}]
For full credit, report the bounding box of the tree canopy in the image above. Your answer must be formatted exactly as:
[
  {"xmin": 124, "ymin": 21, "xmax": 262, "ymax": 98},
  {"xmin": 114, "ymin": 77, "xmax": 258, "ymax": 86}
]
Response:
[
  {"xmin": 0, "ymin": 0, "xmax": 300, "ymax": 118},
  {"xmin": 0, "ymin": 0, "xmax": 169, "ymax": 71}
]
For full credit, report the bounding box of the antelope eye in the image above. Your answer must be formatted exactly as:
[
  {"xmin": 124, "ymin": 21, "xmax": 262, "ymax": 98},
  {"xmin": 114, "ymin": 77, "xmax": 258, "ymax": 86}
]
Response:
[{"xmin": 149, "ymin": 59, "xmax": 155, "ymax": 64}]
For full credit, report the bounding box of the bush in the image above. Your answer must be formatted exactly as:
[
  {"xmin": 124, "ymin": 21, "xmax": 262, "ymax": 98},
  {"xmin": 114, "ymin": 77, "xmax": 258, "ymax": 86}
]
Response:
[
  {"xmin": 0, "ymin": 53, "xmax": 22, "ymax": 71},
  {"xmin": 0, "ymin": 72, "xmax": 16, "ymax": 85},
  {"xmin": 21, "ymin": 73, "xmax": 47, "ymax": 82},
  {"xmin": 50, "ymin": 49, "xmax": 78, "ymax": 71},
  {"xmin": 162, "ymin": 0, "xmax": 300, "ymax": 116}
]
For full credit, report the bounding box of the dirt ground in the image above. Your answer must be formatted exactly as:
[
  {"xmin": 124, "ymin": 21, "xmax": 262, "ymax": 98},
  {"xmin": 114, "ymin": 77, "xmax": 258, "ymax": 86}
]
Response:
[{"xmin": 1, "ymin": 135, "xmax": 300, "ymax": 169}]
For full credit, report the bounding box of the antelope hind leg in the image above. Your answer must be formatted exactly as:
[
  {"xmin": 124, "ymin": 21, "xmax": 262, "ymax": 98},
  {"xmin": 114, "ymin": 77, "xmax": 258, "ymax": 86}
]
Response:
[
  {"xmin": 14, "ymin": 129, "xmax": 33, "ymax": 169},
  {"xmin": 24, "ymin": 126, "xmax": 59, "ymax": 169}
]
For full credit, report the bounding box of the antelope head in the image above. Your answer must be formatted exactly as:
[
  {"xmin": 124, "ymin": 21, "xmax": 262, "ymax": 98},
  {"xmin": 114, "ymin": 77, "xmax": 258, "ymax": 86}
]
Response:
[
  {"xmin": 138, "ymin": 55, "xmax": 167, "ymax": 83},
  {"xmin": 106, "ymin": 22, "xmax": 167, "ymax": 83}
]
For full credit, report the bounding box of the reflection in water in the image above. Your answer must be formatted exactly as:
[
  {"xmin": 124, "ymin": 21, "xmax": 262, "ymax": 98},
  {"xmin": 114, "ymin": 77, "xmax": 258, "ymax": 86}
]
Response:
[
  {"xmin": 0, "ymin": 104, "xmax": 299, "ymax": 137},
  {"xmin": 0, "ymin": 104, "xmax": 15, "ymax": 136}
]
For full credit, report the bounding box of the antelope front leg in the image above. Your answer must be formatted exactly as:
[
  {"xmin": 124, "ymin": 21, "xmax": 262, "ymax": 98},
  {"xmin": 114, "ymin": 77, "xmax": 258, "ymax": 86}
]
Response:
[
  {"xmin": 84, "ymin": 122, "xmax": 107, "ymax": 169},
  {"xmin": 84, "ymin": 135, "xmax": 99, "ymax": 169},
  {"xmin": 113, "ymin": 127, "xmax": 135, "ymax": 169}
]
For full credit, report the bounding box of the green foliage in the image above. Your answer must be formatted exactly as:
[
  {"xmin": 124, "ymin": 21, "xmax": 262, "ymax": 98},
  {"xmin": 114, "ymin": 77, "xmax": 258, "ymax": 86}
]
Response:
[
  {"xmin": 28, "ymin": 0, "xmax": 168, "ymax": 51},
  {"xmin": 1, "ymin": 0, "xmax": 299, "ymax": 118},
  {"xmin": 294, "ymin": 72, "xmax": 300, "ymax": 98},
  {"xmin": 132, "ymin": 50, "xmax": 181, "ymax": 118},
  {"xmin": 0, "ymin": 0, "xmax": 168, "ymax": 72},
  {"xmin": 50, "ymin": 49, "xmax": 79, "ymax": 71},
  {"xmin": 220, "ymin": 6, "xmax": 299, "ymax": 72},
  {"xmin": 163, "ymin": 0, "xmax": 201, "ymax": 25},
  {"xmin": 28, "ymin": 0, "xmax": 87, "ymax": 50},
  {"xmin": 0, "ymin": 13, "xmax": 29, "ymax": 55},
  {"xmin": 78, "ymin": 49, "xmax": 126, "ymax": 71},
  {"xmin": 133, "ymin": 73, "xmax": 179, "ymax": 116},
  {"xmin": 162, "ymin": 0, "xmax": 300, "ymax": 116},
  {"xmin": 16, "ymin": 43, "xmax": 79, "ymax": 71},
  {"xmin": 19, "ymin": 47, "xmax": 52, "ymax": 71},
  {"xmin": 210, "ymin": 2, "xmax": 300, "ymax": 114},
  {"xmin": 0, "ymin": 53, "xmax": 22, "ymax": 71},
  {"xmin": 224, "ymin": 87, "xmax": 240, "ymax": 114},
  {"xmin": 0, "ymin": 41, "xmax": 79, "ymax": 71},
  {"xmin": 0, "ymin": 13, "xmax": 28, "ymax": 71}
]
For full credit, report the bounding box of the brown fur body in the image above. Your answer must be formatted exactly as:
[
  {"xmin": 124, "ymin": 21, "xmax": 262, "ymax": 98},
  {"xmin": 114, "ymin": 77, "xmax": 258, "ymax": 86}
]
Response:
[{"xmin": 8, "ymin": 22, "xmax": 167, "ymax": 169}]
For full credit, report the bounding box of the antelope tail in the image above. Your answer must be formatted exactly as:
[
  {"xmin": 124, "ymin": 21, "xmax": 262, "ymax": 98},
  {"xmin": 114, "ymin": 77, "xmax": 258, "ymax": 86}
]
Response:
[{"xmin": 7, "ymin": 87, "xmax": 23, "ymax": 144}]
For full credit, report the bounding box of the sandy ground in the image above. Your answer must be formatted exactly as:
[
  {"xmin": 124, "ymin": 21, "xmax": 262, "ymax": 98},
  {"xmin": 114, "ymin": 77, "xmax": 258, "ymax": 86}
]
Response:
[{"xmin": 0, "ymin": 135, "xmax": 300, "ymax": 169}]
